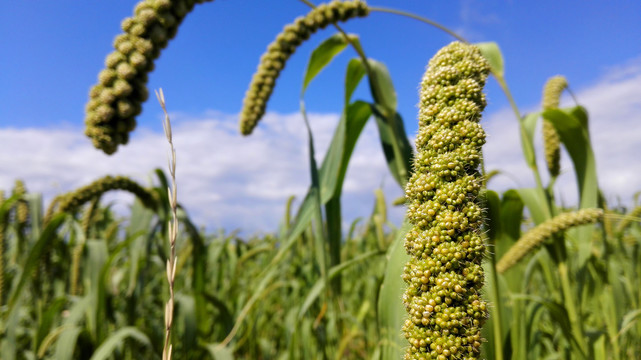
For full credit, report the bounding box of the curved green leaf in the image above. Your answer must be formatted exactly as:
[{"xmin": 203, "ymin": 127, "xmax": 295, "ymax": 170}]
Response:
[
  {"xmin": 176, "ymin": 293, "xmax": 198, "ymax": 354},
  {"xmin": 483, "ymin": 189, "xmax": 502, "ymax": 243},
  {"xmin": 89, "ymin": 327, "xmax": 151, "ymax": 360},
  {"xmin": 377, "ymin": 219, "xmax": 411, "ymax": 359},
  {"xmin": 542, "ymin": 107, "xmax": 598, "ymax": 209},
  {"xmin": 367, "ymin": 59, "xmax": 397, "ymax": 113},
  {"xmin": 494, "ymin": 189, "xmax": 525, "ymax": 261},
  {"xmin": 365, "ymin": 59, "xmax": 413, "ymax": 188},
  {"xmin": 516, "ymin": 188, "xmax": 551, "ymax": 225},
  {"xmin": 6, "ymin": 213, "xmax": 66, "ymax": 314},
  {"xmin": 203, "ymin": 292, "xmax": 235, "ymax": 334},
  {"xmin": 302, "ymin": 33, "xmax": 354, "ymax": 94},
  {"xmin": 543, "ymin": 106, "xmax": 598, "ymax": 268},
  {"xmin": 297, "ymin": 250, "xmax": 384, "ymax": 319},
  {"xmin": 619, "ymin": 309, "xmax": 641, "ymax": 338},
  {"xmin": 476, "ymin": 41, "xmax": 504, "ymax": 77},
  {"xmin": 370, "ymin": 106, "xmax": 413, "ymax": 188},
  {"xmin": 345, "ymin": 58, "xmax": 366, "ymax": 104},
  {"xmin": 53, "ymin": 326, "xmax": 84, "ymax": 360},
  {"xmin": 521, "ymin": 112, "xmax": 540, "ymax": 169},
  {"xmin": 35, "ymin": 297, "xmax": 68, "ymax": 352},
  {"xmin": 319, "ymin": 101, "xmax": 372, "ymax": 203},
  {"xmin": 204, "ymin": 343, "xmax": 235, "ymax": 360},
  {"xmin": 512, "ymin": 294, "xmax": 588, "ymax": 359}
]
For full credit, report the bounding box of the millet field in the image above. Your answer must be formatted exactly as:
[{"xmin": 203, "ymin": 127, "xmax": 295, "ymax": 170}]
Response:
[{"xmin": 1, "ymin": 1, "xmax": 640, "ymax": 359}]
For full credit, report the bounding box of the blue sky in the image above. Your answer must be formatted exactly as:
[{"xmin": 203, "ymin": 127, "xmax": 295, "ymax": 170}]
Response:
[{"xmin": 1, "ymin": 1, "xmax": 641, "ymax": 233}]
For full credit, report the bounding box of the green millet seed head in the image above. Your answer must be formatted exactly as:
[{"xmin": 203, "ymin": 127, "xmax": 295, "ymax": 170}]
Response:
[
  {"xmin": 496, "ymin": 208, "xmax": 603, "ymax": 273},
  {"xmin": 43, "ymin": 195, "xmax": 63, "ymax": 226},
  {"xmin": 541, "ymin": 75, "xmax": 568, "ymax": 178},
  {"xmin": 12, "ymin": 180, "xmax": 29, "ymax": 225},
  {"xmin": 113, "ymin": 78, "xmax": 134, "ymax": 98},
  {"xmin": 98, "ymin": 69, "xmax": 118, "ymax": 86},
  {"xmin": 152, "ymin": 0, "xmax": 173, "ymax": 12},
  {"xmin": 116, "ymin": 62, "xmax": 137, "ymax": 80},
  {"xmin": 116, "ymin": 38, "xmax": 135, "ymax": 55},
  {"xmin": 85, "ymin": 0, "xmax": 214, "ymax": 154},
  {"xmin": 129, "ymin": 51, "xmax": 148, "ymax": 70},
  {"xmin": 239, "ymin": 0, "xmax": 369, "ymax": 136},
  {"xmin": 97, "ymin": 87, "xmax": 117, "ymax": 104},
  {"xmin": 402, "ymin": 42, "xmax": 490, "ymax": 360},
  {"xmin": 105, "ymin": 52, "xmax": 127, "ymax": 68},
  {"xmin": 173, "ymin": 1, "xmax": 190, "ymax": 18},
  {"xmin": 57, "ymin": 176, "xmax": 157, "ymax": 215},
  {"xmin": 137, "ymin": 8, "xmax": 159, "ymax": 27},
  {"xmin": 542, "ymin": 75, "xmax": 567, "ymax": 110}
]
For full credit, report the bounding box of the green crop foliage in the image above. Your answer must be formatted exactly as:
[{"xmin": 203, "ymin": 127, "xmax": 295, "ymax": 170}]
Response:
[{"xmin": 3, "ymin": 2, "xmax": 640, "ymax": 360}]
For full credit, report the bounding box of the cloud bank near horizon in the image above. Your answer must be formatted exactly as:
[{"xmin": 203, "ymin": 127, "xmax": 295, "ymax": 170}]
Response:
[
  {"xmin": 0, "ymin": 111, "xmax": 404, "ymax": 234},
  {"xmin": 1, "ymin": 57, "xmax": 640, "ymax": 234}
]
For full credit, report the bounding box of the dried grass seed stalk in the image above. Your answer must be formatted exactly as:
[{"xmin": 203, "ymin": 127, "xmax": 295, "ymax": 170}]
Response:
[
  {"xmin": 85, "ymin": 0, "xmax": 214, "ymax": 155},
  {"xmin": 541, "ymin": 75, "xmax": 568, "ymax": 178},
  {"xmin": 496, "ymin": 208, "xmax": 603, "ymax": 273},
  {"xmin": 239, "ymin": 0, "xmax": 369, "ymax": 135},
  {"xmin": 57, "ymin": 175, "xmax": 157, "ymax": 214},
  {"xmin": 402, "ymin": 42, "xmax": 490, "ymax": 360}
]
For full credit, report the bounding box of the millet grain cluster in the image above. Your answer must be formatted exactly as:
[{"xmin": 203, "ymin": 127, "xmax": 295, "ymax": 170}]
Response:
[
  {"xmin": 402, "ymin": 42, "xmax": 490, "ymax": 360},
  {"xmin": 541, "ymin": 75, "xmax": 568, "ymax": 178},
  {"xmin": 85, "ymin": 0, "xmax": 214, "ymax": 154},
  {"xmin": 239, "ymin": 0, "xmax": 369, "ymax": 135},
  {"xmin": 496, "ymin": 208, "xmax": 603, "ymax": 273}
]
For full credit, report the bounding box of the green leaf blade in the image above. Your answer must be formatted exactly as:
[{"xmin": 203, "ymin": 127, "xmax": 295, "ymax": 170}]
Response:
[{"xmin": 302, "ymin": 33, "xmax": 352, "ymax": 95}]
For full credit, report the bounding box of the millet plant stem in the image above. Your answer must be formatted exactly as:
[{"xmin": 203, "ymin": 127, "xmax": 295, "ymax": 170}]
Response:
[
  {"xmin": 157, "ymin": 88, "xmax": 178, "ymax": 360},
  {"xmin": 368, "ymin": 7, "xmax": 468, "ymax": 43}
]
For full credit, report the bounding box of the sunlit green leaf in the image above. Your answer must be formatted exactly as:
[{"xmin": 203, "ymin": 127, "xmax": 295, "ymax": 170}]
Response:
[{"xmin": 476, "ymin": 41, "xmax": 504, "ymax": 77}]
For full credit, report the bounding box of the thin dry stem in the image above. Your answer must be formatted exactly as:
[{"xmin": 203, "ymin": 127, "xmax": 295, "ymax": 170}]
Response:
[{"xmin": 157, "ymin": 88, "xmax": 178, "ymax": 360}]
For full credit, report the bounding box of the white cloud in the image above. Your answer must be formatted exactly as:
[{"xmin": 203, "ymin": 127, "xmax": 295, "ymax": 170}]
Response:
[
  {"xmin": 0, "ymin": 112, "xmax": 403, "ymax": 235},
  {"xmin": 483, "ymin": 56, "xmax": 641, "ymax": 208}
]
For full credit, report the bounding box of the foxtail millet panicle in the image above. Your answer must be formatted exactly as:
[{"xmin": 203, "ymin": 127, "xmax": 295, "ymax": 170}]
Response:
[
  {"xmin": 402, "ymin": 42, "xmax": 490, "ymax": 359},
  {"xmin": 56, "ymin": 175, "xmax": 158, "ymax": 215},
  {"xmin": 496, "ymin": 208, "xmax": 603, "ymax": 273},
  {"xmin": 12, "ymin": 180, "xmax": 29, "ymax": 228},
  {"xmin": 541, "ymin": 75, "xmax": 568, "ymax": 178},
  {"xmin": 43, "ymin": 195, "xmax": 63, "ymax": 226},
  {"xmin": 239, "ymin": 0, "xmax": 369, "ymax": 135},
  {"xmin": 85, "ymin": 0, "xmax": 214, "ymax": 155}
]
